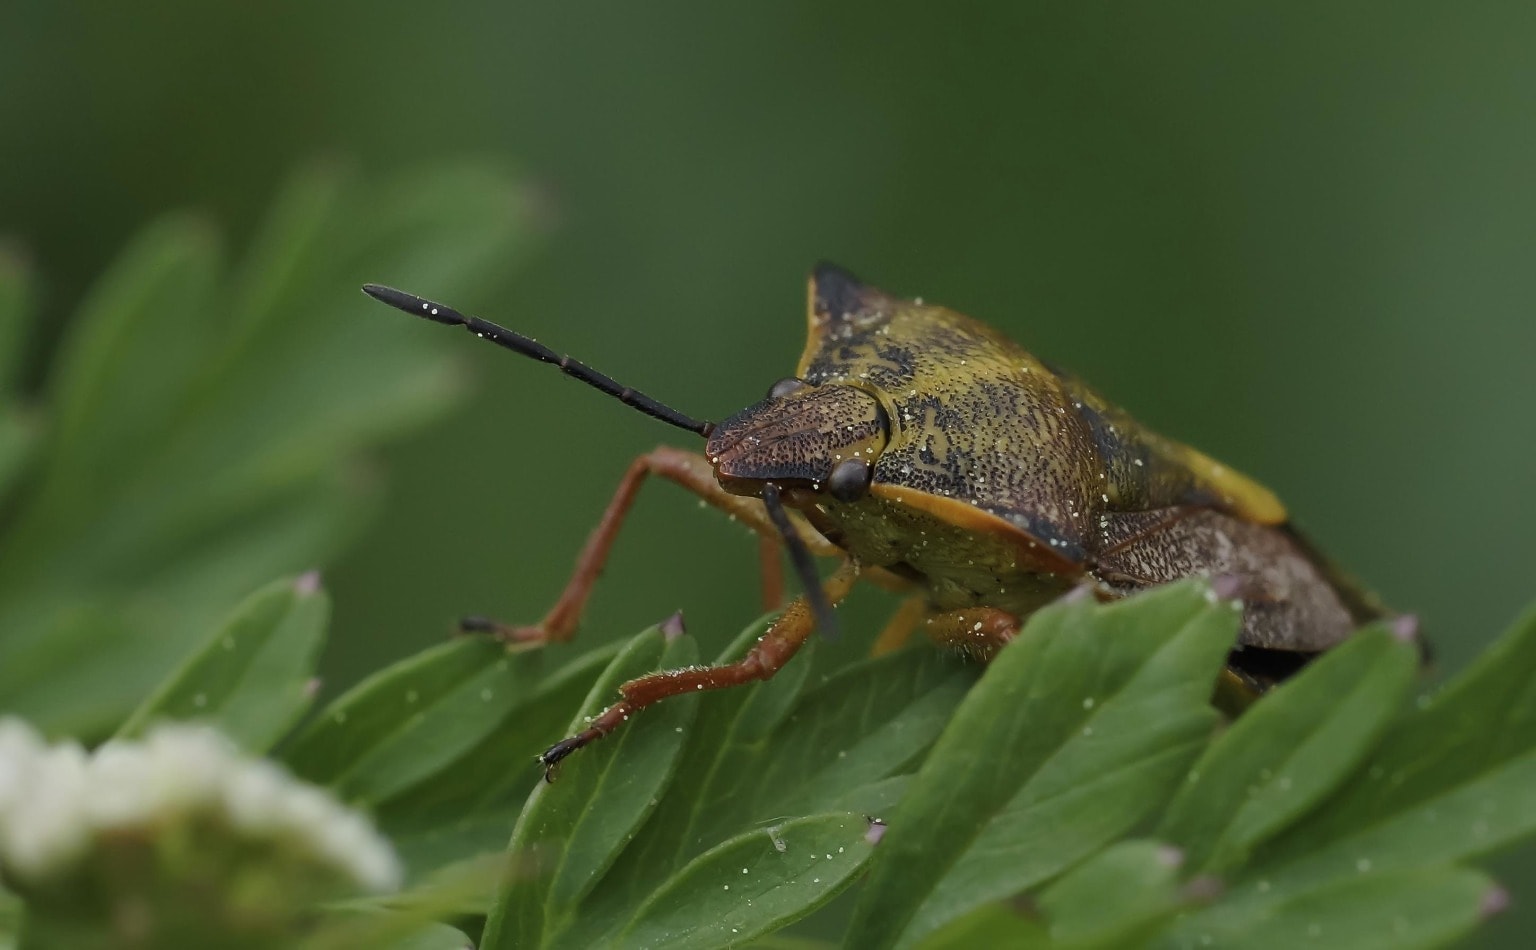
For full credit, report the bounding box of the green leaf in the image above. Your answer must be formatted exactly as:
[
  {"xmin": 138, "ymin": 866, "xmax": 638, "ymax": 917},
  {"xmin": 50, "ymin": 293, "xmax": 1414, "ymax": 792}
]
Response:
[
  {"xmin": 1160, "ymin": 866, "xmax": 1495, "ymax": 950},
  {"xmin": 755, "ymin": 649, "xmax": 973, "ymax": 818},
  {"xmin": 378, "ymin": 644, "xmax": 621, "ymax": 877},
  {"xmin": 1248, "ymin": 601, "xmax": 1536, "ymax": 887},
  {"xmin": 0, "ymin": 407, "xmax": 37, "ymax": 509},
  {"xmin": 482, "ymin": 627, "xmax": 700, "ymax": 950},
  {"xmin": 613, "ymin": 813, "xmax": 877, "ymax": 950},
  {"xmin": 1158, "ymin": 624, "xmax": 1420, "ymax": 872},
  {"xmin": 0, "ymin": 884, "xmax": 18, "ymax": 950},
  {"xmin": 283, "ymin": 634, "xmax": 543, "ymax": 805},
  {"xmin": 909, "ymin": 903, "xmax": 1048, "ymax": 950},
  {"xmin": 561, "ymin": 629, "xmax": 970, "ymax": 949},
  {"xmin": 117, "ymin": 572, "xmax": 328, "ymax": 751},
  {"xmin": 1036, "ymin": 840, "xmax": 1187, "ymax": 948},
  {"xmin": 0, "ymin": 242, "xmax": 34, "ymax": 398},
  {"xmin": 864, "ymin": 581, "xmax": 1236, "ymax": 949},
  {"xmin": 381, "ymin": 923, "xmax": 475, "ymax": 950}
]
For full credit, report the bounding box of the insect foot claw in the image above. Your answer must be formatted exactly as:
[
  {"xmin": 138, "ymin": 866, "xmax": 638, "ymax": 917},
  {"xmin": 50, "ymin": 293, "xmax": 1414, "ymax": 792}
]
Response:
[
  {"xmin": 459, "ymin": 615, "xmax": 555, "ymax": 649},
  {"xmin": 539, "ymin": 736, "xmax": 584, "ymax": 782},
  {"xmin": 458, "ymin": 615, "xmax": 503, "ymax": 635}
]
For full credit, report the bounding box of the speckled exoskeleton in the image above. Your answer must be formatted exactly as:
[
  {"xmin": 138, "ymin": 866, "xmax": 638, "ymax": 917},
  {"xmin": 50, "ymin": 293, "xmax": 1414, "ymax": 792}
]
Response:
[{"xmin": 364, "ymin": 263, "xmax": 1394, "ymax": 779}]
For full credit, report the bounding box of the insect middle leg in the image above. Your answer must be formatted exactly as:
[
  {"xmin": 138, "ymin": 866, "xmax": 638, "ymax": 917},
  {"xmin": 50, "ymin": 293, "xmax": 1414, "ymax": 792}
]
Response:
[
  {"xmin": 921, "ymin": 606, "xmax": 1022, "ymax": 662},
  {"xmin": 870, "ymin": 595, "xmax": 931, "ymax": 657},
  {"xmin": 462, "ymin": 445, "xmax": 839, "ymax": 647},
  {"xmin": 539, "ymin": 559, "xmax": 863, "ymax": 777}
]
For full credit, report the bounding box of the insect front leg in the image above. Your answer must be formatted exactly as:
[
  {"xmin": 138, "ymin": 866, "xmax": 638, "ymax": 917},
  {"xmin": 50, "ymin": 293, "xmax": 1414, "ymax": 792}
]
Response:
[
  {"xmin": 464, "ymin": 445, "xmax": 839, "ymax": 647},
  {"xmin": 539, "ymin": 560, "xmax": 862, "ymax": 779}
]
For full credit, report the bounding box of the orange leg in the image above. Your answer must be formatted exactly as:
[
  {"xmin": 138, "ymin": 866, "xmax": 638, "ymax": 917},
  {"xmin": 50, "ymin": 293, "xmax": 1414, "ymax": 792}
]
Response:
[
  {"xmin": 464, "ymin": 445, "xmax": 838, "ymax": 646},
  {"xmin": 871, "ymin": 595, "xmax": 931, "ymax": 657},
  {"xmin": 539, "ymin": 560, "xmax": 862, "ymax": 777},
  {"xmin": 758, "ymin": 534, "xmax": 785, "ymax": 612},
  {"xmin": 922, "ymin": 606, "xmax": 1021, "ymax": 662}
]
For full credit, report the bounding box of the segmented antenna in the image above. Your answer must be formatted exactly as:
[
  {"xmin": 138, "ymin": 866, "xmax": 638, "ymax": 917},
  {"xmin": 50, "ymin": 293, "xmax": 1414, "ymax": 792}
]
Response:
[
  {"xmin": 762, "ymin": 483, "xmax": 840, "ymax": 640},
  {"xmin": 362, "ymin": 284, "xmax": 714, "ymax": 437}
]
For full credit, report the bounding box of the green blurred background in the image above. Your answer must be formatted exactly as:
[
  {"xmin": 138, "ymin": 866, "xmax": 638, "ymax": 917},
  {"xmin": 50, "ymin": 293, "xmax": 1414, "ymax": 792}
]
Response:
[{"xmin": 3, "ymin": 1, "xmax": 1533, "ymax": 942}]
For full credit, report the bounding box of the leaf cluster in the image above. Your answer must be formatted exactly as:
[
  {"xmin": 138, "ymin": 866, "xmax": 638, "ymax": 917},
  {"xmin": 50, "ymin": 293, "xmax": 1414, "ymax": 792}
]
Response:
[{"xmin": 0, "ymin": 161, "xmax": 531, "ymax": 736}]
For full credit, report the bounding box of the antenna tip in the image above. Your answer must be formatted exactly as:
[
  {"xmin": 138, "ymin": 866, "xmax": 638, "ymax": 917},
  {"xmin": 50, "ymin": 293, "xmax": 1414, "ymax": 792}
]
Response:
[{"xmin": 361, "ymin": 283, "xmax": 463, "ymax": 326}]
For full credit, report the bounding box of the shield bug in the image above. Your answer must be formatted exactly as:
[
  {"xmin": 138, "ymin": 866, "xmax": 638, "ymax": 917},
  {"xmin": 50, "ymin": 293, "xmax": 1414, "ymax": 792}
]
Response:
[{"xmin": 363, "ymin": 263, "xmax": 1395, "ymax": 778}]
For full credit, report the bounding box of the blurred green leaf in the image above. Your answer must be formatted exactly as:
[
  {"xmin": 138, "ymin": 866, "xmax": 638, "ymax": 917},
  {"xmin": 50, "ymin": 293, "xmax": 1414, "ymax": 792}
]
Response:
[
  {"xmin": 0, "ymin": 162, "xmax": 533, "ymax": 735},
  {"xmin": 482, "ymin": 627, "xmax": 699, "ymax": 950},
  {"xmin": 613, "ymin": 813, "xmax": 875, "ymax": 950},
  {"xmin": 306, "ymin": 916, "xmax": 474, "ymax": 950},
  {"xmin": 0, "ymin": 406, "xmax": 36, "ymax": 508},
  {"xmin": 1035, "ymin": 840, "xmax": 1188, "ymax": 948},
  {"xmin": 382, "ymin": 923, "xmax": 475, "ymax": 950},
  {"xmin": 118, "ymin": 572, "xmax": 328, "ymax": 752},
  {"xmin": 0, "ymin": 243, "xmax": 32, "ymax": 398},
  {"xmin": 1158, "ymin": 866, "xmax": 1494, "ymax": 950},
  {"xmin": 857, "ymin": 582, "xmax": 1235, "ymax": 950},
  {"xmin": 909, "ymin": 904, "xmax": 1047, "ymax": 950},
  {"xmin": 1158, "ymin": 624, "xmax": 1420, "ymax": 872},
  {"xmin": 283, "ymin": 635, "xmax": 543, "ymax": 806},
  {"xmin": 0, "ymin": 884, "xmax": 18, "ymax": 950},
  {"xmin": 35, "ymin": 215, "xmax": 222, "ymax": 518}
]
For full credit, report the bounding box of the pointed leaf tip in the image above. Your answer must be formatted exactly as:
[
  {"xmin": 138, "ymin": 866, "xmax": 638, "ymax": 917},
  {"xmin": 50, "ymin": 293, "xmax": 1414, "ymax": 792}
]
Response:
[
  {"xmin": 1208, "ymin": 573, "xmax": 1244, "ymax": 601},
  {"xmin": 1481, "ymin": 886, "xmax": 1511, "ymax": 919},
  {"xmin": 865, "ymin": 818, "xmax": 888, "ymax": 845},
  {"xmin": 1390, "ymin": 613, "xmax": 1420, "ymax": 643}
]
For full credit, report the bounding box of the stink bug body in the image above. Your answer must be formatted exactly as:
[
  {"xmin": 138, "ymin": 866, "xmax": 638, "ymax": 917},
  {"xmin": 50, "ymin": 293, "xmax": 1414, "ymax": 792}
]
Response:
[{"xmin": 363, "ymin": 264, "xmax": 1393, "ymax": 778}]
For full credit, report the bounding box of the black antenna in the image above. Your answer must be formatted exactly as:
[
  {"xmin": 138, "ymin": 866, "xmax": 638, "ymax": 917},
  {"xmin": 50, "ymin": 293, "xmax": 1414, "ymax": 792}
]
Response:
[
  {"xmin": 362, "ymin": 284, "xmax": 714, "ymax": 438},
  {"xmin": 762, "ymin": 483, "xmax": 839, "ymax": 640}
]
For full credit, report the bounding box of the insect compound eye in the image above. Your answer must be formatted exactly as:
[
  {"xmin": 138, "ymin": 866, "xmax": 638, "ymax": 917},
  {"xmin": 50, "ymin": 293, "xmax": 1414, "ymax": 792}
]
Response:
[
  {"xmin": 827, "ymin": 457, "xmax": 873, "ymax": 503},
  {"xmin": 767, "ymin": 376, "xmax": 810, "ymax": 400}
]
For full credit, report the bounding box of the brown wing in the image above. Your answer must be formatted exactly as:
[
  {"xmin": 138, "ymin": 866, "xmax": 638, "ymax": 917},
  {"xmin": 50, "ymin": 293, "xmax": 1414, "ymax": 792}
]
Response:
[{"xmin": 1091, "ymin": 506, "xmax": 1362, "ymax": 654}]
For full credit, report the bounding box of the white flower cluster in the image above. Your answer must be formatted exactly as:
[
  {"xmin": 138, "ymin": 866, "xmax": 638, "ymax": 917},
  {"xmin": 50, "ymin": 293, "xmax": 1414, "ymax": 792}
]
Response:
[{"xmin": 0, "ymin": 718, "xmax": 401, "ymax": 893}]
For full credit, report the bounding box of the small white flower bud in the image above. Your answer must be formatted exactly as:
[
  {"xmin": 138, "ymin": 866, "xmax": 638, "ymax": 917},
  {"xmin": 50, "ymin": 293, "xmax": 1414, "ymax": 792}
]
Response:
[{"xmin": 0, "ymin": 718, "xmax": 402, "ymax": 894}]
